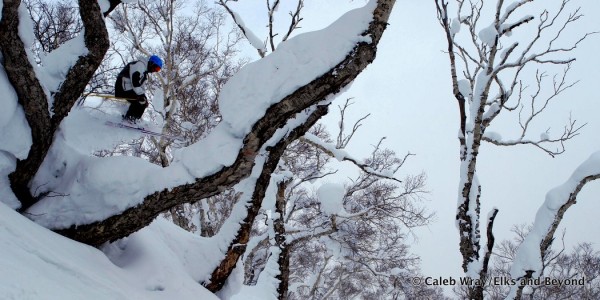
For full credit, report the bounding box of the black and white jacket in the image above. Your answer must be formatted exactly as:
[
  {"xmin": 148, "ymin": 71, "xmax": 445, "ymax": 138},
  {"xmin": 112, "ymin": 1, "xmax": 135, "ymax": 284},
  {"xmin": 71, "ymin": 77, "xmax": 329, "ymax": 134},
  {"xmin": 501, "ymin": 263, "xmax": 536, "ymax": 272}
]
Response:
[{"xmin": 118, "ymin": 60, "xmax": 148, "ymax": 96}]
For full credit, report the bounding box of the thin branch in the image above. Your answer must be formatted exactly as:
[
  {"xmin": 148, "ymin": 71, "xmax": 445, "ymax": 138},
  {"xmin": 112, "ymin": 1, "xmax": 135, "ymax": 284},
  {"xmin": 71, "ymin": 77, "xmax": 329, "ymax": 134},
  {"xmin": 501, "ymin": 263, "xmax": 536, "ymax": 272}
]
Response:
[
  {"xmin": 282, "ymin": 0, "xmax": 304, "ymax": 42},
  {"xmin": 218, "ymin": 0, "xmax": 266, "ymax": 57},
  {"xmin": 298, "ymin": 136, "xmax": 402, "ymax": 183}
]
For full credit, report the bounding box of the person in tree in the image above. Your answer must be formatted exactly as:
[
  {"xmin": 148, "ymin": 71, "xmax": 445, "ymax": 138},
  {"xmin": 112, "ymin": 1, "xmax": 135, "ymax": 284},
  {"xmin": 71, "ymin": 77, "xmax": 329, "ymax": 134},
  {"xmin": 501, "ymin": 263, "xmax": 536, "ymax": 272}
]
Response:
[{"xmin": 115, "ymin": 54, "xmax": 163, "ymax": 121}]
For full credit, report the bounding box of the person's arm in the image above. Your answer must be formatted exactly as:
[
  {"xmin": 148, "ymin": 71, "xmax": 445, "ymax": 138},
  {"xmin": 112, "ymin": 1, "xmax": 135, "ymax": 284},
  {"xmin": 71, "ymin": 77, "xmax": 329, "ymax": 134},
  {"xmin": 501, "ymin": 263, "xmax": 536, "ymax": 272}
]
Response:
[{"xmin": 129, "ymin": 61, "xmax": 146, "ymax": 95}]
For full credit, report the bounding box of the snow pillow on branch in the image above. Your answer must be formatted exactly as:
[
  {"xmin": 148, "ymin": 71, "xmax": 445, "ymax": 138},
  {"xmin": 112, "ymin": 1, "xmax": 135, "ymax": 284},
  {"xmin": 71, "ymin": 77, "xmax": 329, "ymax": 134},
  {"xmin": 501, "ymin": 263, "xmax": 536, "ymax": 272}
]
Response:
[{"xmin": 317, "ymin": 182, "xmax": 346, "ymax": 216}]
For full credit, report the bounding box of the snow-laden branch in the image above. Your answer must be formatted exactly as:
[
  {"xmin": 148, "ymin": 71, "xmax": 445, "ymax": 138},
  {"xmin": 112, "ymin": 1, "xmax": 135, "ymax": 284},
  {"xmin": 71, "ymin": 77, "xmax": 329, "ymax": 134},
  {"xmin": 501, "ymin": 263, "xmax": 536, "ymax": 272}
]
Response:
[
  {"xmin": 500, "ymin": 0, "xmax": 534, "ymax": 24},
  {"xmin": 218, "ymin": 0, "xmax": 267, "ymax": 57},
  {"xmin": 30, "ymin": 0, "xmax": 396, "ymax": 247},
  {"xmin": 507, "ymin": 151, "xmax": 600, "ymax": 299},
  {"xmin": 482, "ymin": 116, "xmax": 584, "ymax": 158},
  {"xmin": 300, "ymin": 134, "xmax": 401, "ymax": 183}
]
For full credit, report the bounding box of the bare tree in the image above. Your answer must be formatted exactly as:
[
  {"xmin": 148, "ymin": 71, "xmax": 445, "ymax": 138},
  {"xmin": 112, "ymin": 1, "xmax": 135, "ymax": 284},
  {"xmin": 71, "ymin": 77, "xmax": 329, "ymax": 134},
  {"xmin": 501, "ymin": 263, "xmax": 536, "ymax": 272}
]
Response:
[
  {"xmin": 234, "ymin": 101, "xmax": 436, "ymax": 299},
  {"xmin": 434, "ymin": 0, "xmax": 596, "ymax": 299},
  {"xmin": 24, "ymin": 0, "xmax": 82, "ymax": 59}
]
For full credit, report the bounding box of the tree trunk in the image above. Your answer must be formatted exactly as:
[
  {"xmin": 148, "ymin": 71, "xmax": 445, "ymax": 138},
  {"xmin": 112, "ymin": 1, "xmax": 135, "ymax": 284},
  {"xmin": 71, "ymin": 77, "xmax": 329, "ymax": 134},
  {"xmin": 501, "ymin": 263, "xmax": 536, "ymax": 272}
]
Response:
[
  {"xmin": 1, "ymin": 0, "xmax": 54, "ymax": 209},
  {"xmin": 274, "ymin": 181, "xmax": 291, "ymax": 300},
  {"xmin": 1, "ymin": 0, "xmax": 110, "ymax": 211}
]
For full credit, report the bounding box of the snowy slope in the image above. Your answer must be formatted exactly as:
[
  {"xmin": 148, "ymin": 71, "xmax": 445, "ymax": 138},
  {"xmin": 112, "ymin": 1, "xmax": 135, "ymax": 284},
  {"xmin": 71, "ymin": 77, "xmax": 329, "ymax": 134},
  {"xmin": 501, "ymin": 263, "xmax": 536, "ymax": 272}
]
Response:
[{"xmin": 0, "ymin": 202, "xmax": 218, "ymax": 300}]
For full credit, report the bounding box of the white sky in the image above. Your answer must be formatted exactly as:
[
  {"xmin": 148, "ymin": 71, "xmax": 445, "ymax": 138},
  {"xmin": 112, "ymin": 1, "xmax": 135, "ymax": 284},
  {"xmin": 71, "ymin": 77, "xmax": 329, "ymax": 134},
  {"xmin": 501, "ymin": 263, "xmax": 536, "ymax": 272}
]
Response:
[{"xmin": 227, "ymin": 0, "xmax": 600, "ymax": 285}]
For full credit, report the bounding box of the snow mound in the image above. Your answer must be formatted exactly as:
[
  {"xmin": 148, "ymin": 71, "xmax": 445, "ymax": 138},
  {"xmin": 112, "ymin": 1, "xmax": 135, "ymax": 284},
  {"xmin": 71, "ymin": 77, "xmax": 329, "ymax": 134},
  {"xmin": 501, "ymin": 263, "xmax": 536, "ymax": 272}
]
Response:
[
  {"xmin": 0, "ymin": 202, "xmax": 218, "ymax": 300},
  {"xmin": 218, "ymin": 0, "xmax": 376, "ymax": 137}
]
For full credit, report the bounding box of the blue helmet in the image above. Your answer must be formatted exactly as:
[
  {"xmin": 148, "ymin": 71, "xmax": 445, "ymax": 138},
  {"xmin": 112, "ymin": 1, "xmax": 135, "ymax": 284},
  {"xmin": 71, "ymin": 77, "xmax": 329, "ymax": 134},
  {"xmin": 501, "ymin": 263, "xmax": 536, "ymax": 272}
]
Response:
[{"xmin": 148, "ymin": 55, "xmax": 163, "ymax": 69}]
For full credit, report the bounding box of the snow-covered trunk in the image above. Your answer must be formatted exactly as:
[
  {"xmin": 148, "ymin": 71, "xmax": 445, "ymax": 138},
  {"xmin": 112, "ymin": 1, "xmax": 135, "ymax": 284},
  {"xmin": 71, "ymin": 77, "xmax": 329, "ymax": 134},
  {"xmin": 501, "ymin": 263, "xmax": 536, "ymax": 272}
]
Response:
[
  {"xmin": 436, "ymin": 1, "xmax": 501, "ymax": 299},
  {"xmin": 458, "ymin": 71, "xmax": 494, "ymax": 273},
  {"xmin": 274, "ymin": 180, "xmax": 291, "ymax": 300},
  {"xmin": 1, "ymin": 0, "xmax": 109, "ymax": 210},
  {"xmin": 0, "ymin": 0, "xmax": 53, "ymax": 209},
  {"xmin": 457, "ymin": 61, "xmax": 500, "ymax": 300}
]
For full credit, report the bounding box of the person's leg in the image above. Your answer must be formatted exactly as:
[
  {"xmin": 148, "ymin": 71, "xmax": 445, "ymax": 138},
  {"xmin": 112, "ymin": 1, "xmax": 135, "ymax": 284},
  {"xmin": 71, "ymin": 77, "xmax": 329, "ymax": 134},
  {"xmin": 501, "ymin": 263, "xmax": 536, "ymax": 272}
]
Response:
[
  {"xmin": 114, "ymin": 77, "xmax": 125, "ymax": 98},
  {"xmin": 124, "ymin": 99, "xmax": 148, "ymax": 120}
]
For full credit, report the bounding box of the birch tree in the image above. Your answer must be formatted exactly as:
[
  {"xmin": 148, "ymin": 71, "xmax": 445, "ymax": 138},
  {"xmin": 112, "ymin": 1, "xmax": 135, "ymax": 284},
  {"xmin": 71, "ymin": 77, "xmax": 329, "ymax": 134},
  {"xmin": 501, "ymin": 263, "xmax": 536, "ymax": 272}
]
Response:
[{"xmin": 435, "ymin": 0, "xmax": 598, "ymax": 299}]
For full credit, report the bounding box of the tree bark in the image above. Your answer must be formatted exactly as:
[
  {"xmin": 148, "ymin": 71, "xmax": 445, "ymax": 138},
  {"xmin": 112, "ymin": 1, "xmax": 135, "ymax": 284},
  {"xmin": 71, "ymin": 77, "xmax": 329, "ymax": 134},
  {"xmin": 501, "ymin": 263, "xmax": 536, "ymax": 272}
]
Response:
[
  {"xmin": 1, "ymin": 0, "xmax": 53, "ymax": 210},
  {"xmin": 56, "ymin": 0, "xmax": 396, "ymax": 247},
  {"xmin": 274, "ymin": 181, "xmax": 291, "ymax": 300},
  {"xmin": 2, "ymin": 0, "xmax": 110, "ymax": 211}
]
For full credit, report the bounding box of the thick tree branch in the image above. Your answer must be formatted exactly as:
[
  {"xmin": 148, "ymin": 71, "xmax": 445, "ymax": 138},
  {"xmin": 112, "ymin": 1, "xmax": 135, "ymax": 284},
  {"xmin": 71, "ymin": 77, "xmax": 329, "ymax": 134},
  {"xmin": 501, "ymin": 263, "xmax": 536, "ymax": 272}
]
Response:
[
  {"xmin": 1, "ymin": 0, "xmax": 53, "ymax": 209},
  {"xmin": 51, "ymin": 0, "xmax": 110, "ymax": 128},
  {"xmin": 508, "ymin": 153, "xmax": 600, "ymax": 299},
  {"xmin": 2, "ymin": 0, "xmax": 109, "ymax": 211}
]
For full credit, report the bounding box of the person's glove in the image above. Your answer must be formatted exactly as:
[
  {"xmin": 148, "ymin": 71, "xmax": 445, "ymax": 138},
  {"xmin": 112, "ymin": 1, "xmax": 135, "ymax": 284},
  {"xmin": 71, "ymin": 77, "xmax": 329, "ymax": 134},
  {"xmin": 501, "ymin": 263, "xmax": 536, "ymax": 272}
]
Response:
[{"xmin": 137, "ymin": 94, "xmax": 147, "ymax": 104}]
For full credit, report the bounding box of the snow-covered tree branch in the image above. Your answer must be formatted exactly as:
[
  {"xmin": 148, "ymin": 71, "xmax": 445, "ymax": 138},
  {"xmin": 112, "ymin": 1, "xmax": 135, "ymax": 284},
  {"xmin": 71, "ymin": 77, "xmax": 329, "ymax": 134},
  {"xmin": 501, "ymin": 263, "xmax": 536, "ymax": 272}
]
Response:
[
  {"xmin": 0, "ymin": 1, "xmax": 411, "ymax": 297},
  {"xmin": 45, "ymin": 0, "xmax": 393, "ymax": 248},
  {"xmin": 507, "ymin": 151, "xmax": 600, "ymax": 299}
]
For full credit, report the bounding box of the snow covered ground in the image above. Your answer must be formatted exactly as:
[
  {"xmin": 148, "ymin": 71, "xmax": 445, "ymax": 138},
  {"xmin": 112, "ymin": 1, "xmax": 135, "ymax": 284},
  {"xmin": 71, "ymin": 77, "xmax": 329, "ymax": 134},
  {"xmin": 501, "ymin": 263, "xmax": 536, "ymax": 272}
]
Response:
[{"xmin": 0, "ymin": 202, "xmax": 219, "ymax": 300}]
